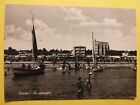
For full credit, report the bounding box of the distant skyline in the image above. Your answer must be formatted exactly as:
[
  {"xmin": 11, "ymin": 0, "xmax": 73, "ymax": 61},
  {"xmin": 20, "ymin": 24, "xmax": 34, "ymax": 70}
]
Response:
[{"xmin": 5, "ymin": 5, "xmax": 136, "ymax": 51}]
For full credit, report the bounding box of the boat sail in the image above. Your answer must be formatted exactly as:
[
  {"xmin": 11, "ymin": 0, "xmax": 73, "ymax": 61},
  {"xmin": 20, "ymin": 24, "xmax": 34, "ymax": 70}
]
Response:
[
  {"xmin": 13, "ymin": 16, "xmax": 45, "ymax": 75},
  {"xmin": 91, "ymin": 32, "xmax": 103, "ymax": 71},
  {"xmin": 32, "ymin": 18, "xmax": 38, "ymax": 62}
]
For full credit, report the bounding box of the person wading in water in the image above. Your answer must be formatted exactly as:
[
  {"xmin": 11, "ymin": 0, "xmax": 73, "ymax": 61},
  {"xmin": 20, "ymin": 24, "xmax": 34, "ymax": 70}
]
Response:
[{"xmin": 77, "ymin": 77, "xmax": 84, "ymax": 98}]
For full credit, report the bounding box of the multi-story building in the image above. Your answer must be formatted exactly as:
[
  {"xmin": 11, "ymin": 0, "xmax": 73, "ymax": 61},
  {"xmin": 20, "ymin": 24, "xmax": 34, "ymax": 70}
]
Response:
[
  {"xmin": 73, "ymin": 46, "xmax": 86, "ymax": 57},
  {"xmin": 94, "ymin": 40, "xmax": 109, "ymax": 56}
]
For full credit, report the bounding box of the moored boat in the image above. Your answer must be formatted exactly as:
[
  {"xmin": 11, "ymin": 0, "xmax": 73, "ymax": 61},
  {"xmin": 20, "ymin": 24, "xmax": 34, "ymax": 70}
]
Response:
[
  {"xmin": 13, "ymin": 15, "xmax": 45, "ymax": 75},
  {"xmin": 91, "ymin": 32, "xmax": 103, "ymax": 72},
  {"xmin": 92, "ymin": 65, "xmax": 103, "ymax": 71},
  {"xmin": 13, "ymin": 66, "xmax": 45, "ymax": 75}
]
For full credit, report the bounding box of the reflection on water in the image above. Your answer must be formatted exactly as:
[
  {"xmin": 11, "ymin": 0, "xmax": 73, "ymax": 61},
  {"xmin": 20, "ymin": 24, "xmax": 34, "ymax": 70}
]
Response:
[{"xmin": 4, "ymin": 64, "xmax": 136, "ymax": 101}]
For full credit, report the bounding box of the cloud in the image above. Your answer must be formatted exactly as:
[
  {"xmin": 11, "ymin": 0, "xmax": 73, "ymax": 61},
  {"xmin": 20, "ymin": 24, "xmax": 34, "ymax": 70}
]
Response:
[
  {"xmin": 60, "ymin": 7, "xmax": 89, "ymax": 21},
  {"xmin": 93, "ymin": 28, "xmax": 136, "ymax": 50},
  {"xmin": 5, "ymin": 6, "xmax": 135, "ymax": 50},
  {"xmin": 60, "ymin": 7, "xmax": 123, "ymax": 28},
  {"xmin": 5, "ymin": 25, "xmax": 31, "ymax": 40},
  {"xmin": 129, "ymin": 27, "xmax": 136, "ymax": 35},
  {"xmin": 95, "ymin": 28, "xmax": 123, "ymax": 37},
  {"xmin": 5, "ymin": 17, "xmax": 134, "ymax": 50},
  {"xmin": 5, "ymin": 25, "xmax": 15, "ymax": 38},
  {"xmin": 101, "ymin": 18, "xmax": 123, "ymax": 27},
  {"xmin": 5, "ymin": 18, "xmax": 82, "ymax": 50},
  {"xmin": 77, "ymin": 18, "xmax": 123, "ymax": 27},
  {"xmin": 4, "ymin": 37, "xmax": 32, "ymax": 50},
  {"xmin": 78, "ymin": 20, "xmax": 98, "ymax": 27}
]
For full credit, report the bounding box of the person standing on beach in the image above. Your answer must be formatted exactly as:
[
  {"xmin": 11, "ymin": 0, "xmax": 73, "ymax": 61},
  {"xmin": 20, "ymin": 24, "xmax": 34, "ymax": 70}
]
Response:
[
  {"xmin": 75, "ymin": 61, "xmax": 78, "ymax": 71},
  {"xmin": 27, "ymin": 64, "xmax": 31, "ymax": 70},
  {"xmin": 62, "ymin": 60, "xmax": 66, "ymax": 75},
  {"xmin": 68, "ymin": 63, "xmax": 71, "ymax": 75},
  {"xmin": 21, "ymin": 63, "xmax": 26, "ymax": 69},
  {"xmin": 86, "ymin": 59, "xmax": 90, "ymax": 70}
]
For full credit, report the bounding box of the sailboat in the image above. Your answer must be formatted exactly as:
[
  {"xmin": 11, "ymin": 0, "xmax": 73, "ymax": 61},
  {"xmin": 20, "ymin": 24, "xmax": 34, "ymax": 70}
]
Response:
[
  {"xmin": 13, "ymin": 16, "xmax": 45, "ymax": 75},
  {"xmin": 91, "ymin": 32, "xmax": 103, "ymax": 72}
]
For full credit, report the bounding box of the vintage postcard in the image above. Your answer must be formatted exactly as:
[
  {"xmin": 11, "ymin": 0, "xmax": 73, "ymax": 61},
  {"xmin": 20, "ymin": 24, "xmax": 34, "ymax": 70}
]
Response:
[{"xmin": 4, "ymin": 4, "xmax": 136, "ymax": 101}]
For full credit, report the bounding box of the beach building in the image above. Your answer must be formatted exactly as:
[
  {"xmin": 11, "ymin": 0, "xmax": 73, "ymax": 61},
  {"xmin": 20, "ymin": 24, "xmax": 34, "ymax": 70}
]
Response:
[
  {"xmin": 73, "ymin": 46, "xmax": 86, "ymax": 57},
  {"xmin": 94, "ymin": 40, "xmax": 110, "ymax": 57}
]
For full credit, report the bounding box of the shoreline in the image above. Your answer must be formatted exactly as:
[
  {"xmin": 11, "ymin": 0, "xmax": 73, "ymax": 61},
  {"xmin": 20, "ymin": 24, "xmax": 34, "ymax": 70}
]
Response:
[{"xmin": 4, "ymin": 61, "xmax": 135, "ymax": 64}]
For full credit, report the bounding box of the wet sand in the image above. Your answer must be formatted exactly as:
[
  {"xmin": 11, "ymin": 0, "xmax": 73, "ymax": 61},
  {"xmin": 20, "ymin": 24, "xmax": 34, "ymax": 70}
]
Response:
[{"xmin": 4, "ymin": 63, "xmax": 136, "ymax": 101}]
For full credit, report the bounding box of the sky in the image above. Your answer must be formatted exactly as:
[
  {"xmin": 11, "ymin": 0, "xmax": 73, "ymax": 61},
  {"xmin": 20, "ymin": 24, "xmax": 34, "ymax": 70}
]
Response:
[{"xmin": 4, "ymin": 5, "xmax": 136, "ymax": 51}]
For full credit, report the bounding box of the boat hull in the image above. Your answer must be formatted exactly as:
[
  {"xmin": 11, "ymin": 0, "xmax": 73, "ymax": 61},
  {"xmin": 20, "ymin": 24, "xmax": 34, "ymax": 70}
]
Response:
[
  {"xmin": 93, "ymin": 66, "xmax": 103, "ymax": 72},
  {"xmin": 13, "ymin": 67, "xmax": 45, "ymax": 75}
]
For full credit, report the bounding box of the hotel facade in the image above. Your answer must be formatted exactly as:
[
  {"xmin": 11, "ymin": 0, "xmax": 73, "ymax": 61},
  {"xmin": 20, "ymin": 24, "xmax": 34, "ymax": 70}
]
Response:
[
  {"xmin": 73, "ymin": 46, "xmax": 86, "ymax": 57},
  {"xmin": 94, "ymin": 40, "xmax": 110, "ymax": 57}
]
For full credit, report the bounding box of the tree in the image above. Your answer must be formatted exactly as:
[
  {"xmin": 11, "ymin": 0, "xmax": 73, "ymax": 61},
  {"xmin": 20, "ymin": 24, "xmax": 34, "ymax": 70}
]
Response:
[
  {"xmin": 42, "ymin": 48, "xmax": 48, "ymax": 55},
  {"xmin": 4, "ymin": 47, "xmax": 18, "ymax": 55}
]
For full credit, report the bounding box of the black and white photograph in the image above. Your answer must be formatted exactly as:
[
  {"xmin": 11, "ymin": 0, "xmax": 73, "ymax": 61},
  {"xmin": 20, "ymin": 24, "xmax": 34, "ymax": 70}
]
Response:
[{"xmin": 4, "ymin": 4, "xmax": 137, "ymax": 101}]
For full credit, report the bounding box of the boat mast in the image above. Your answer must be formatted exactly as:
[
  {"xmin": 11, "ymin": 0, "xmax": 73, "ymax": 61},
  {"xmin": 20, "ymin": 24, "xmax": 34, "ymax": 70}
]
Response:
[{"xmin": 92, "ymin": 32, "xmax": 96, "ymax": 67}]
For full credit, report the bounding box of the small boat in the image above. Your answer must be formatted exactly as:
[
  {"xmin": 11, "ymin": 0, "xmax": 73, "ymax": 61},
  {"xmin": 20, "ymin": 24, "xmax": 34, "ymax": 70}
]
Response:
[
  {"xmin": 91, "ymin": 32, "xmax": 103, "ymax": 72},
  {"xmin": 92, "ymin": 65, "xmax": 103, "ymax": 72},
  {"xmin": 14, "ymin": 65, "xmax": 45, "ymax": 75},
  {"xmin": 13, "ymin": 15, "xmax": 45, "ymax": 75}
]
